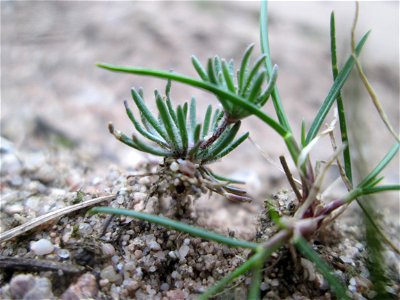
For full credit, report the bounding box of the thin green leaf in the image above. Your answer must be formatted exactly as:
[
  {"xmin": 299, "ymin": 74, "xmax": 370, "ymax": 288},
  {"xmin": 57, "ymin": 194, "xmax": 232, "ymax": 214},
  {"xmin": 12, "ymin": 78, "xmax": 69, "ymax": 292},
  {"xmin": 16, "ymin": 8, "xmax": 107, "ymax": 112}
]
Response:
[
  {"xmin": 202, "ymin": 105, "xmax": 213, "ymax": 138},
  {"xmin": 260, "ymin": 0, "xmax": 291, "ymax": 131},
  {"xmin": 191, "ymin": 55, "xmax": 209, "ymax": 81},
  {"xmin": 358, "ymin": 143, "xmax": 399, "ymax": 188},
  {"xmin": 205, "ymin": 170, "xmax": 245, "ymax": 184},
  {"xmin": 301, "ymin": 120, "xmax": 306, "ymax": 147},
  {"xmin": 207, "ymin": 58, "xmax": 218, "ymax": 85},
  {"xmin": 96, "ymin": 64, "xmax": 288, "ymax": 138},
  {"xmin": 238, "ymin": 43, "xmax": 255, "ymax": 92},
  {"xmin": 241, "ymin": 55, "xmax": 267, "ymax": 97},
  {"xmin": 131, "ymin": 89, "xmax": 168, "ymax": 141},
  {"xmin": 295, "ymin": 237, "xmax": 350, "ymax": 300},
  {"xmin": 206, "ymin": 122, "xmax": 241, "ymax": 158},
  {"xmin": 222, "ymin": 60, "xmax": 236, "ymax": 93},
  {"xmin": 330, "ymin": 11, "xmax": 353, "ymax": 183},
  {"xmin": 90, "ymin": 207, "xmax": 259, "ymax": 250},
  {"xmin": 305, "ymin": 31, "xmax": 370, "ymax": 144},
  {"xmin": 361, "ymin": 185, "xmax": 400, "ymax": 195},
  {"xmin": 124, "ymin": 100, "xmax": 168, "ymax": 148},
  {"xmin": 193, "ymin": 123, "xmax": 202, "ymax": 144},
  {"xmin": 256, "ymin": 64, "xmax": 278, "ymax": 106},
  {"xmin": 211, "ymin": 109, "xmax": 224, "ymax": 131},
  {"xmin": 189, "ymin": 97, "xmax": 197, "ymax": 140},
  {"xmin": 177, "ymin": 105, "xmax": 189, "ymax": 154},
  {"xmin": 248, "ymin": 72, "xmax": 265, "ymax": 103},
  {"xmin": 156, "ymin": 95, "xmax": 181, "ymax": 151},
  {"xmin": 166, "ymin": 97, "xmax": 178, "ymax": 125},
  {"xmin": 248, "ymin": 260, "xmax": 263, "ymax": 300},
  {"xmin": 199, "ymin": 249, "xmax": 265, "ymax": 300}
]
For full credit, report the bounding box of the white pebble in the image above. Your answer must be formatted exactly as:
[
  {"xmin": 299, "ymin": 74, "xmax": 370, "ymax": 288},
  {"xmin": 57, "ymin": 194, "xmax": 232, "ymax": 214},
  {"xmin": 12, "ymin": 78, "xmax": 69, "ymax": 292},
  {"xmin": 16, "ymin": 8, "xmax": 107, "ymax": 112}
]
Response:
[
  {"xmin": 57, "ymin": 249, "xmax": 70, "ymax": 259},
  {"xmin": 178, "ymin": 245, "xmax": 190, "ymax": 259},
  {"xmin": 31, "ymin": 239, "xmax": 54, "ymax": 255},
  {"xmin": 169, "ymin": 161, "xmax": 179, "ymax": 172}
]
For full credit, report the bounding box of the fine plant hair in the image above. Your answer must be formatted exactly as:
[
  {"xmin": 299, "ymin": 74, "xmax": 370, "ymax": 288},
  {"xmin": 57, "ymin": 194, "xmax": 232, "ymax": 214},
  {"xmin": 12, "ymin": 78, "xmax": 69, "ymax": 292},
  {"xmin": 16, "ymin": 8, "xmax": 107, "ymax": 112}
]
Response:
[{"xmin": 91, "ymin": 1, "xmax": 399, "ymax": 299}]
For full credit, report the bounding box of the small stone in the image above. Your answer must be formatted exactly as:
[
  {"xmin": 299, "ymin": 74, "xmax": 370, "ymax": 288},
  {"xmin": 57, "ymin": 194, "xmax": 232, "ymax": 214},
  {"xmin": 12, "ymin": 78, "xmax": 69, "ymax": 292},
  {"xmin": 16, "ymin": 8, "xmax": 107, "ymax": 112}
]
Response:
[
  {"xmin": 160, "ymin": 283, "xmax": 170, "ymax": 291},
  {"xmin": 101, "ymin": 243, "xmax": 116, "ymax": 257},
  {"xmin": 9, "ymin": 274, "xmax": 35, "ymax": 299},
  {"xmin": 123, "ymin": 279, "xmax": 140, "ymax": 292},
  {"xmin": 57, "ymin": 249, "xmax": 70, "ymax": 259},
  {"xmin": 340, "ymin": 256, "xmax": 354, "ymax": 264},
  {"xmin": 148, "ymin": 266, "xmax": 157, "ymax": 272},
  {"xmin": 99, "ymin": 279, "xmax": 109, "ymax": 287},
  {"xmin": 78, "ymin": 223, "xmax": 93, "ymax": 236},
  {"xmin": 166, "ymin": 289, "xmax": 185, "ymax": 300},
  {"xmin": 148, "ymin": 240, "xmax": 161, "ymax": 251},
  {"xmin": 60, "ymin": 273, "xmax": 98, "ymax": 300},
  {"xmin": 31, "ymin": 239, "xmax": 54, "ymax": 256},
  {"xmin": 100, "ymin": 265, "xmax": 121, "ymax": 283},
  {"xmin": 134, "ymin": 249, "xmax": 143, "ymax": 259},
  {"xmin": 178, "ymin": 245, "xmax": 190, "ymax": 259}
]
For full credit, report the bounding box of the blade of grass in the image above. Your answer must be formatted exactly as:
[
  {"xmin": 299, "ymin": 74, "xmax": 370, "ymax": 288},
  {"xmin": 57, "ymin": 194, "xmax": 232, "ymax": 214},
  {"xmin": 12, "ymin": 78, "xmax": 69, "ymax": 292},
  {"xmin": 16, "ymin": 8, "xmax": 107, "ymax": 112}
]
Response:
[
  {"xmin": 330, "ymin": 11, "xmax": 353, "ymax": 182},
  {"xmin": 177, "ymin": 105, "xmax": 189, "ymax": 154},
  {"xmin": 156, "ymin": 95, "xmax": 181, "ymax": 151},
  {"xmin": 213, "ymin": 132, "xmax": 249, "ymax": 161},
  {"xmin": 305, "ymin": 31, "xmax": 370, "ymax": 144},
  {"xmin": 351, "ymin": 2, "xmax": 399, "ymax": 143},
  {"xmin": 90, "ymin": 207, "xmax": 258, "ymax": 250},
  {"xmin": 202, "ymin": 105, "xmax": 213, "ymax": 138},
  {"xmin": 294, "ymin": 237, "xmax": 350, "ymax": 300},
  {"xmin": 97, "ymin": 64, "xmax": 288, "ymax": 139},
  {"xmin": 199, "ymin": 250, "xmax": 265, "ymax": 300},
  {"xmin": 260, "ymin": 0, "xmax": 291, "ymax": 131}
]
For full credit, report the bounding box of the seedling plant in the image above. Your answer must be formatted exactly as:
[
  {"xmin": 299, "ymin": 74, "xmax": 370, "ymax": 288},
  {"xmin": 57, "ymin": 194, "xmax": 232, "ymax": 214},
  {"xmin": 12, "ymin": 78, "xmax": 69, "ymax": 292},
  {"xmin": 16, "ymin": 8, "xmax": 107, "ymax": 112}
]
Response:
[{"xmin": 91, "ymin": 1, "xmax": 400, "ymax": 299}]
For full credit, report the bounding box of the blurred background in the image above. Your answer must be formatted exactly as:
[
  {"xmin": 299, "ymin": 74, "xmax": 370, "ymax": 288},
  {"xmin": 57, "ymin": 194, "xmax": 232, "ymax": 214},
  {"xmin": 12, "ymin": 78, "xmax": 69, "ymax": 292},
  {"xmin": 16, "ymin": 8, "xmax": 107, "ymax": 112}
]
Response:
[{"xmin": 1, "ymin": 2, "xmax": 399, "ymax": 219}]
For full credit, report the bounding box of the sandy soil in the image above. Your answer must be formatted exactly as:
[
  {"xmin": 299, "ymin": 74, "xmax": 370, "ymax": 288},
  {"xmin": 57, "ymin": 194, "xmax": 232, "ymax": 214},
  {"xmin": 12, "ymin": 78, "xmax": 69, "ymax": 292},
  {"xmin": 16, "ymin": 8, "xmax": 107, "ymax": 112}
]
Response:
[{"xmin": 1, "ymin": 1, "xmax": 399, "ymax": 299}]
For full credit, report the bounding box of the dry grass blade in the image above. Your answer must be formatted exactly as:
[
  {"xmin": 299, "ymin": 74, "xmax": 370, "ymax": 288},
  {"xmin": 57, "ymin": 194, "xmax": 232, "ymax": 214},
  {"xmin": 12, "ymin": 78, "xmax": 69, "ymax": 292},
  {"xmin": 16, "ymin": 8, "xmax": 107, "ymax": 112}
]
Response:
[
  {"xmin": 0, "ymin": 256, "xmax": 84, "ymax": 273},
  {"xmin": 351, "ymin": 2, "xmax": 399, "ymax": 143},
  {"xmin": 0, "ymin": 194, "xmax": 115, "ymax": 243}
]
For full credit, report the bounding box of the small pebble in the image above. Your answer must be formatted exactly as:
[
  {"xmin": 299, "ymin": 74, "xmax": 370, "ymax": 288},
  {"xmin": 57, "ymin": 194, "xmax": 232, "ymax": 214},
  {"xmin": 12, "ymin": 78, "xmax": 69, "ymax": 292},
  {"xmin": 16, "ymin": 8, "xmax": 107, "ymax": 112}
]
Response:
[
  {"xmin": 57, "ymin": 249, "xmax": 70, "ymax": 259},
  {"xmin": 101, "ymin": 243, "xmax": 116, "ymax": 257},
  {"xmin": 178, "ymin": 245, "xmax": 190, "ymax": 259},
  {"xmin": 31, "ymin": 239, "xmax": 54, "ymax": 256},
  {"xmin": 78, "ymin": 223, "xmax": 93, "ymax": 236},
  {"xmin": 148, "ymin": 241, "xmax": 161, "ymax": 251}
]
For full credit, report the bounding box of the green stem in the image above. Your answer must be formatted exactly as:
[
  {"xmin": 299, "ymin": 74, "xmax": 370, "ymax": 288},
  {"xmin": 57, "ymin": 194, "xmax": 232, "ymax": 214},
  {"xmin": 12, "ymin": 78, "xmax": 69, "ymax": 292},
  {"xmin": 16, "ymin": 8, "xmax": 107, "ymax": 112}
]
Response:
[
  {"xmin": 260, "ymin": 0, "xmax": 291, "ymax": 132},
  {"xmin": 330, "ymin": 12, "xmax": 353, "ymax": 182},
  {"xmin": 198, "ymin": 248, "xmax": 266, "ymax": 300},
  {"xmin": 97, "ymin": 64, "xmax": 288, "ymax": 138},
  {"xmin": 90, "ymin": 207, "xmax": 258, "ymax": 250}
]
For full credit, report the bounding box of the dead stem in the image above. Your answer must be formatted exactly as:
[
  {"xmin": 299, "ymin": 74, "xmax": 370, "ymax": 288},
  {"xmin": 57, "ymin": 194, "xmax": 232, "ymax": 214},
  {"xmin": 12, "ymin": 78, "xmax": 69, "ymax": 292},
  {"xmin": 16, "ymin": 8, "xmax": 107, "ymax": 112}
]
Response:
[
  {"xmin": 0, "ymin": 194, "xmax": 115, "ymax": 243},
  {"xmin": 279, "ymin": 155, "xmax": 302, "ymax": 202}
]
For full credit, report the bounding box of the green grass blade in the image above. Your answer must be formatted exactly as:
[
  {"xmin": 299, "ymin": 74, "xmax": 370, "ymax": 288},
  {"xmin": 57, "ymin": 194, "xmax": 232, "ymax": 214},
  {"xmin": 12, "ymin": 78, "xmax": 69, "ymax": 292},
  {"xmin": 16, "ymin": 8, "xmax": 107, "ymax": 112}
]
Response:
[
  {"xmin": 358, "ymin": 143, "xmax": 399, "ymax": 188},
  {"xmin": 305, "ymin": 31, "xmax": 370, "ymax": 144},
  {"xmin": 202, "ymin": 105, "xmax": 213, "ymax": 138},
  {"xmin": 361, "ymin": 185, "xmax": 400, "ymax": 195},
  {"xmin": 330, "ymin": 12, "xmax": 353, "ymax": 183},
  {"xmin": 97, "ymin": 64, "xmax": 288, "ymax": 138},
  {"xmin": 206, "ymin": 170, "xmax": 245, "ymax": 184},
  {"xmin": 124, "ymin": 100, "xmax": 168, "ymax": 148},
  {"xmin": 295, "ymin": 237, "xmax": 350, "ymax": 300},
  {"xmin": 238, "ymin": 43, "xmax": 254, "ymax": 93},
  {"xmin": 260, "ymin": 0, "xmax": 291, "ymax": 131},
  {"xmin": 156, "ymin": 95, "xmax": 181, "ymax": 151},
  {"xmin": 177, "ymin": 105, "xmax": 189, "ymax": 154},
  {"xmin": 301, "ymin": 120, "xmax": 306, "ymax": 147},
  {"xmin": 199, "ymin": 249, "xmax": 265, "ymax": 300},
  {"xmin": 131, "ymin": 89, "xmax": 168, "ymax": 141},
  {"xmin": 248, "ymin": 260, "xmax": 263, "ymax": 300},
  {"xmin": 90, "ymin": 207, "xmax": 259, "ymax": 250},
  {"xmin": 191, "ymin": 55, "xmax": 209, "ymax": 81}
]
